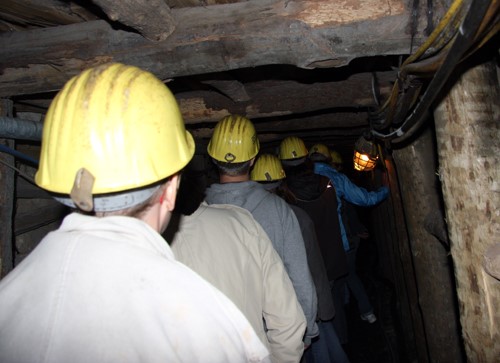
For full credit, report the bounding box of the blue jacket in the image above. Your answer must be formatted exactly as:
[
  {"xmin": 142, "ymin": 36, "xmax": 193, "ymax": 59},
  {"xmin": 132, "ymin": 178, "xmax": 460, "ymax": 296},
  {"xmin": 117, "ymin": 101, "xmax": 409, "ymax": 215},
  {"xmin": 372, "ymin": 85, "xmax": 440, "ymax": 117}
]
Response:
[{"xmin": 314, "ymin": 162, "xmax": 389, "ymax": 251}]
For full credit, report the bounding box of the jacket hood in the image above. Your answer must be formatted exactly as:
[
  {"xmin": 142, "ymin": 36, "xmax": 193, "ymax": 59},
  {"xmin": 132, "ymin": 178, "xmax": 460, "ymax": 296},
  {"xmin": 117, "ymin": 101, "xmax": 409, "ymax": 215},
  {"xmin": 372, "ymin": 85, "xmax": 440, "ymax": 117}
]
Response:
[
  {"xmin": 205, "ymin": 181, "xmax": 269, "ymax": 213},
  {"xmin": 286, "ymin": 173, "xmax": 327, "ymax": 201}
]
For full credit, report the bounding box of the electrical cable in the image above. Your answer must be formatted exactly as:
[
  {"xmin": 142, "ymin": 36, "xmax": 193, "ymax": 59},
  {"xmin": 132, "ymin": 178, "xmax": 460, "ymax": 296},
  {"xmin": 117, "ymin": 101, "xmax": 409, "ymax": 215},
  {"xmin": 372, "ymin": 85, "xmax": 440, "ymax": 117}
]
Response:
[
  {"xmin": 0, "ymin": 144, "xmax": 39, "ymax": 166},
  {"xmin": 0, "ymin": 158, "xmax": 37, "ymax": 185},
  {"xmin": 15, "ymin": 218, "xmax": 63, "ymax": 236},
  {"xmin": 370, "ymin": 0, "xmax": 494, "ymax": 143},
  {"xmin": 403, "ymin": 0, "xmax": 465, "ymax": 66},
  {"xmin": 371, "ymin": 0, "xmax": 466, "ymax": 122}
]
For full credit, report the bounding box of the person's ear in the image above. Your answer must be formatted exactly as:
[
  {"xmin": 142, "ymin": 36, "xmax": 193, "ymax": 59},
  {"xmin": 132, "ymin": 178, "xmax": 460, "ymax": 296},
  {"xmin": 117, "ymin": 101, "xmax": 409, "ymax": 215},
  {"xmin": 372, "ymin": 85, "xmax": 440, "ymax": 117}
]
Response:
[{"xmin": 162, "ymin": 174, "xmax": 180, "ymax": 212}]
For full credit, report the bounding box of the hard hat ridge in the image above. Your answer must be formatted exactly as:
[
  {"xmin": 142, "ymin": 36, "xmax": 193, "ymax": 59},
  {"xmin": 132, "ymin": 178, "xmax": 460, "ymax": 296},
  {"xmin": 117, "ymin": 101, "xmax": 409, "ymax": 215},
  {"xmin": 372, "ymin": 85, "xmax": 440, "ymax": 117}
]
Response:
[
  {"xmin": 279, "ymin": 136, "xmax": 308, "ymax": 161},
  {"xmin": 309, "ymin": 143, "xmax": 330, "ymax": 160},
  {"xmin": 251, "ymin": 154, "xmax": 286, "ymax": 182},
  {"xmin": 207, "ymin": 114, "xmax": 260, "ymax": 163}
]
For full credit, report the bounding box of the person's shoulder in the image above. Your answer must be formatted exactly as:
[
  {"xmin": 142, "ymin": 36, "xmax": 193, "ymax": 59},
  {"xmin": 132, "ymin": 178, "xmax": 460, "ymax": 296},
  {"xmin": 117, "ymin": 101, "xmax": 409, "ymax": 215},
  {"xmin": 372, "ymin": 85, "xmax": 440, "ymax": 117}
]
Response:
[
  {"xmin": 290, "ymin": 204, "xmax": 312, "ymax": 222},
  {"xmin": 314, "ymin": 161, "xmax": 333, "ymax": 171},
  {"xmin": 203, "ymin": 203, "xmax": 275, "ymax": 252},
  {"xmin": 272, "ymin": 192, "xmax": 296, "ymax": 212},
  {"xmin": 201, "ymin": 203, "xmax": 262, "ymax": 229},
  {"xmin": 204, "ymin": 202, "xmax": 254, "ymax": 219}
]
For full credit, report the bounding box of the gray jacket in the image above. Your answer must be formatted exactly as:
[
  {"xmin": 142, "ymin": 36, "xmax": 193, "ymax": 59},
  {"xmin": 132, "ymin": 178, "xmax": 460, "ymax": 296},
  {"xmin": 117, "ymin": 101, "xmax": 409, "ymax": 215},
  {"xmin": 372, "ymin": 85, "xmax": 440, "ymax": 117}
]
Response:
[{"xmin": 205, "ymin": 181, "xmax": 319, "ymax": 339}]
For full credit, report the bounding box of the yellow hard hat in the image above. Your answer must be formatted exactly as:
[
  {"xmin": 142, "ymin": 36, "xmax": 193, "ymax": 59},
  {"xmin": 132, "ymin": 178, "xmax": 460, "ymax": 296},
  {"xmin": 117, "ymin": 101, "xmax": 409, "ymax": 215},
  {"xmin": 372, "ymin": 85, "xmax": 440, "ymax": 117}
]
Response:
[
  {"xmin": 309, "ymin": 143, "xmax": 330, "ymax": 159},
  {"xmin": 251, "ymin": 154, "xmax": 286, "ymax": 182},
  {"xmin": 35, "ymin": 63, "xmax": 195, "ymax": 205},
  {"xmin": 207, "ymin": 114, "xmax": 260, "ymax": 163},
  {"xmin": 330, "ymin": 150, "xmax": 343, "ymax": 164},
  {"xmin": 279, "ymin": 136, "xmax": 308, "ymax": 160}
]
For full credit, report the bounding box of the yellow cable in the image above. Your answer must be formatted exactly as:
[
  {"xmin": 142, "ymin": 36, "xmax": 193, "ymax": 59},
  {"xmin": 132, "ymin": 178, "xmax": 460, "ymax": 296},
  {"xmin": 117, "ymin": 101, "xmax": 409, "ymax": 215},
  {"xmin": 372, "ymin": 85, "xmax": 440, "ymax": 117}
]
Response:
[
  {"xmin": 372, "ymin": 0, "xmax": 496, "ymax": 122},
  {"xmin": 403, "ymin": 0, "xmax": 465, "ymax": 66}
]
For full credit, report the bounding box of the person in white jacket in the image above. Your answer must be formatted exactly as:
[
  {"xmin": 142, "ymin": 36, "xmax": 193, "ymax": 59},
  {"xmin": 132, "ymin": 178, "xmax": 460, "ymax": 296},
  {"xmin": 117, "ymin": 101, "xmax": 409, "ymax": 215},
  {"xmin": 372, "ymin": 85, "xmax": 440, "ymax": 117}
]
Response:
[{"xmin": 0, "ymin": 63, "xmax": 270, "ymax": 363}]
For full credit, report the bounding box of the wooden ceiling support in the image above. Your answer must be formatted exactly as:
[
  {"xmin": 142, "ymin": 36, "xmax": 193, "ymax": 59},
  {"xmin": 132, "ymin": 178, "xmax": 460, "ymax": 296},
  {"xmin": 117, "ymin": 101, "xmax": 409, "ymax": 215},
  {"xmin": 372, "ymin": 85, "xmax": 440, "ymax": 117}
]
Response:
[
  {"xmin": 0, "ymin": 0, "xmax": 420, "ymax": 97},
  {"xmin": 92, "ymin": 0, "xmax": 175, "ymax": 41}
]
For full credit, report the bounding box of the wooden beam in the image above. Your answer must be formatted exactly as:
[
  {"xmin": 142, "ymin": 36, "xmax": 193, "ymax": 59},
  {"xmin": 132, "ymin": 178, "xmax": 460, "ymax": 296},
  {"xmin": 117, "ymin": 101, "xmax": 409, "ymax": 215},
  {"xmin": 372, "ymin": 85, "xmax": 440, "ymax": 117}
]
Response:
[
  {"xmin": 200, "ymin": 79, "xmax": 251, "ymax": 102},
  {"xmin": 254, "ymin": 112, "xmax": 369, "ymax": 133},
  {"xmin": 434, "ymin": 61, "xmax": 500, "ymax": 362},
  {"xmin": 0, "ymin": 100, "xmax": 15, "ymax": 277},
  {"xmin": 191, "ymin": 116, "xmax": 368, "ymax": 139},
  {"xmin": 6, "ymin": 70, "xmax": 397, "ymax": 124},
  {"xmin": 0, "ymin": 0, "xmax": 421, "ymax": 97},
  {"xmin": 258, "ymin": 128, "xmax": 365, "ymax": 142},
  {"xmin": 177, "ymin": 71, "xmax": 395, "ymax": 123},
  {"xmin": 393, "ymin": 128, "xmax": 464, "ymax": 362},
  {"xmin": 92, "ymin": 0, "xmax": 175, "ymax": 41},
  {"xmin": 0, "ymin": 0, "xmax": 99, "ymax": 30}
]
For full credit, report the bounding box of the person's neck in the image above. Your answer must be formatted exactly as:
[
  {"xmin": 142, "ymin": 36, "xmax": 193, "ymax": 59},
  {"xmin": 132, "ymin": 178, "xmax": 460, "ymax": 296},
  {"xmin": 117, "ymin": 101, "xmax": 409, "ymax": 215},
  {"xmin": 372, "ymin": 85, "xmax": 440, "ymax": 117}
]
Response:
[{"xmin": 220, "ymin": 174, "xmax": 250, "ymax": 184}]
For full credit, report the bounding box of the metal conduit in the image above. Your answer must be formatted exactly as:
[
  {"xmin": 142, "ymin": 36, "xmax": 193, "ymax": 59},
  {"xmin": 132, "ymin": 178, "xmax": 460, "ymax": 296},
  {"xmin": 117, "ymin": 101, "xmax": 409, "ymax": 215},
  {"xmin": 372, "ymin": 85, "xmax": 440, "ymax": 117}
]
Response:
[{"xmin": 0, "ymin": 116, "xmax": 43, "ymax": 141}]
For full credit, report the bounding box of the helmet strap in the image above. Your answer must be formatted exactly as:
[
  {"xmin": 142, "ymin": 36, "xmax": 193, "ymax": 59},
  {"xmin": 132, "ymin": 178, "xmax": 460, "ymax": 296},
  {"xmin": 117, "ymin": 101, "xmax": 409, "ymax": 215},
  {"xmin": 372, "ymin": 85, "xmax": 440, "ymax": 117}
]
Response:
[{"xmin": 70, "ymin": 168, "xmax": 95, "ymax": 212}]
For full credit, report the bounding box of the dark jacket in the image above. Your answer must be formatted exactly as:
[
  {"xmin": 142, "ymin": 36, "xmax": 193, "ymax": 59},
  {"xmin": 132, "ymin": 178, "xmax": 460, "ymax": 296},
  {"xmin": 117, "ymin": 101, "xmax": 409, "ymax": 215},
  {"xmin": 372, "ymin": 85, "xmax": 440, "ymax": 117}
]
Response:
[
  {"xmin": 290, "ymin": 205, "xmax": 336, "ymax": 321},
  {"xmin": 284, "ymin": 166, "xmax": 348, "ymax": 281}
]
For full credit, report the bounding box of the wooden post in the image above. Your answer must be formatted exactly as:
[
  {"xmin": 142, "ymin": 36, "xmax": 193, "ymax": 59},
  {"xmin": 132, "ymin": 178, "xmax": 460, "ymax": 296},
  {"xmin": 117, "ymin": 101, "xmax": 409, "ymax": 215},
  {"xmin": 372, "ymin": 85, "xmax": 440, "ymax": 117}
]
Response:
[
  {"xmin": 0, "ymin": 99, "xmax": 15, "ymax": 277},
  {"xmin": 393, "ymin": 127, "xmax": 465, "ymax": 362},
  {"xmin": 434, "ymin": 61, "xmax": 500, "ymax": 361}
]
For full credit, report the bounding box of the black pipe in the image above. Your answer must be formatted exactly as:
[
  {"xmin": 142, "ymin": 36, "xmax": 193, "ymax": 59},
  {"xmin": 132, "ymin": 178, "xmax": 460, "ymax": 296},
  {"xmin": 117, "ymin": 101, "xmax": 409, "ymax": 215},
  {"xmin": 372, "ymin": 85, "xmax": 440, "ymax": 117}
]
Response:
[{"xmin": 0, "ymin": 116, "xmax": 43, "ymax": 141}]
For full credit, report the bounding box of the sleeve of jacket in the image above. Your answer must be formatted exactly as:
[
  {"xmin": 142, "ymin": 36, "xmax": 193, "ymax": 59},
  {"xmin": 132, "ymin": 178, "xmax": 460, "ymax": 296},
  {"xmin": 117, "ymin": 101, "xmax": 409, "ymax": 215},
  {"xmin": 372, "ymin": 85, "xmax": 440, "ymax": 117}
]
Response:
[
  {"xmin": 314, "ymin": 163, "xmax": 389, "ymax": 207},
  {"xmin": 255, "ymin": 222, "xmax": 307, "ymax": 363},
  {"xmin": 279, "ymin": 201, "xmax": 319, "ymax": 340}
]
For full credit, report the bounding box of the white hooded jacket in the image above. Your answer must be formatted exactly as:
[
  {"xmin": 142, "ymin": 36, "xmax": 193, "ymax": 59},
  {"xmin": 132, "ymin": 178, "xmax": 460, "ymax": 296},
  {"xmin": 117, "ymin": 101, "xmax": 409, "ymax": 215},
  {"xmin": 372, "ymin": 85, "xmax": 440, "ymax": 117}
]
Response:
[{"xmin": 0, "ymin": 213, "xmax": 270, "ymax": 363}]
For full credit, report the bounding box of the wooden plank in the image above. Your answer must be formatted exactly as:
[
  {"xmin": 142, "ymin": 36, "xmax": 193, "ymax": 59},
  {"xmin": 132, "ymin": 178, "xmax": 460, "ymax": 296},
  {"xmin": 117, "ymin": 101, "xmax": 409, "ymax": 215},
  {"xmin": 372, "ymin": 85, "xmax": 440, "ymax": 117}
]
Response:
[
  {"xmin": 377, "ymin": 155, "xmax": 422, "ymax": 361},
  {"xmin": 16, "ymin": 177, "xmax": 52, "ymax": 199},
  {"xmin": 0, "ymin": 100, "xmax": 14, "ymax": 277},
  {"xmin": 14, "ymin": 199, "xmax": 67, "ymax": 236},
  {"xmin": 0, "ymin": 0, "xmax": 420, "ymax": 97},
  {"xmin": 393, "ymin": 128, "xmax": 464, "ymax": 363}
]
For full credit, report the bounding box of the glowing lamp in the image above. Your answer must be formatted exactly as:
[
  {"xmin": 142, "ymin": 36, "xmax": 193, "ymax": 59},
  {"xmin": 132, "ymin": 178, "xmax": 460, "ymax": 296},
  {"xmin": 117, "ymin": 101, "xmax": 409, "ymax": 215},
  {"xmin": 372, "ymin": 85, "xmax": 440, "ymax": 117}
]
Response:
[{"xmin": 353, "ymin": 136, "xmax": 378, "ymax": 171}]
